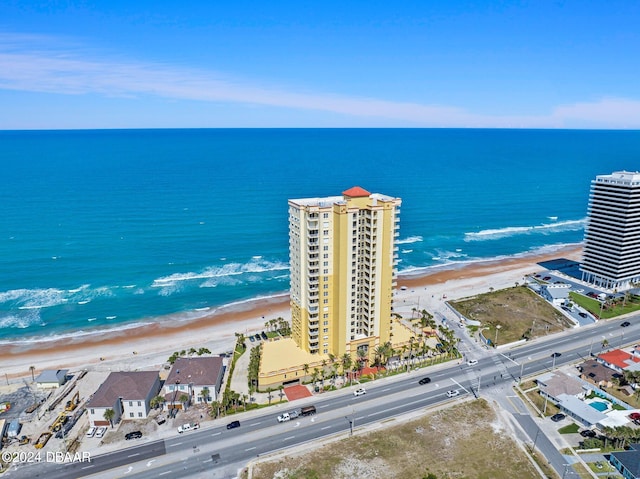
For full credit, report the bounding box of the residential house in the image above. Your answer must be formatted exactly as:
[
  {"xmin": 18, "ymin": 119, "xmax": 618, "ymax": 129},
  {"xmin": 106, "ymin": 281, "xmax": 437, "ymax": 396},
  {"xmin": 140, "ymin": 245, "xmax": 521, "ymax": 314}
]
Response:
[
  {"xmin": 578, "ymin": 359, "xmax": 621, "ymax": 388},
  {"xmin": 611, "ymin": 443, "xmax": 640, "ymax": 479},
  {"xmin": 86, "ymin": 371, "xmax": 161, "ymax": 427},
  {"xmin": 35, "ymin": 369, "xmax": 68, "ymax": 388},
  {"xmin": 164, "ymin": 357, "xmax": 225, "ymax": 409},
  {"xmin": 597, "ymin": 349, "xmax": 640, "ymax": 373}
]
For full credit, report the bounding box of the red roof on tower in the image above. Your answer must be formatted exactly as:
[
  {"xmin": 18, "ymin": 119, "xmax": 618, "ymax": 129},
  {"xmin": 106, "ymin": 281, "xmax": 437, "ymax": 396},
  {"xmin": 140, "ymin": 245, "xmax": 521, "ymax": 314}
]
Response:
[{"xmin": 342, "ymin": 186, "xmax": 371, "ymax": 198}]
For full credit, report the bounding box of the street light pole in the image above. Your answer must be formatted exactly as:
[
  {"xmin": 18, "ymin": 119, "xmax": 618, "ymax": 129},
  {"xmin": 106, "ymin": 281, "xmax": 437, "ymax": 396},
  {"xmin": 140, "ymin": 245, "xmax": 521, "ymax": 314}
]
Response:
[{"xmin": 495, "ymin": 325, "xmax": 501, "ymax": 346}]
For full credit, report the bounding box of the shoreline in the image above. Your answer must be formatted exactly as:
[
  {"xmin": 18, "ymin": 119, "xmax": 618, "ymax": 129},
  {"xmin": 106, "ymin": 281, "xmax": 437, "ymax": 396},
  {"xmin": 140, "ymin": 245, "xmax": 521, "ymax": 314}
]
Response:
[{"xmin": 0, "ymin": 243, "xmax": 583, "ymax": 379}]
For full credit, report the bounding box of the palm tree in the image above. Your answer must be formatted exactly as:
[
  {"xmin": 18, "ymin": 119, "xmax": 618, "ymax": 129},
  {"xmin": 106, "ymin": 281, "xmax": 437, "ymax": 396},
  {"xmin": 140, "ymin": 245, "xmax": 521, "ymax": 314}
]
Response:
[
  {"xmin": 29, "ymin": 365, "xmax": 36, "ymax": 382},
  {"xmin": 179, "ymin": 394, "xmax": 189, "ymax": 409},
  {"xmin": 356, "ymin": 349, "xmax": 367, "ymax": 371},
  {"xmin": 242, "ymin": 394, "xmax": 248, "ymax": 411},
  {"xmin": 103, "ymin": 408, "xmax": 115, "ymax": 428},
  {"xmin": 267, "ymin": 388, "xmax": 274, "ymax": 405},
  {"xmin": 303, "ymin": 363, "xmax": 310, "ymax": 382},
  {"xmin": 200, "ymin": 387, "xmax": 210, "ymax": 404},
  {"xmin": 341, "ymin": 354, "xmax": 352, "ymax": 381},
  {"xmin": 150, "ymin": 395, "xmax": 165, "ymax": 410},
  {"xmin": 209, "ymin": 400, "xmax": 220, "ymax": 418},
  {"xmin": 602, "ymin": 338, "xmax": 609, "ymax": 349},
  {"xmin": 278, "ymin": 385, "xmax": 285, "ymax": 401}
]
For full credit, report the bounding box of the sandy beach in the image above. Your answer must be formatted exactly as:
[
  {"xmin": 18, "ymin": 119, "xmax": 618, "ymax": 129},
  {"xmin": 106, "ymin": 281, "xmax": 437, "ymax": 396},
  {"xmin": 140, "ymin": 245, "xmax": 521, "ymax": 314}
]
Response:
[{"xmin": 0, "ymin": 244, "xmax": 582, "ymax": 380}]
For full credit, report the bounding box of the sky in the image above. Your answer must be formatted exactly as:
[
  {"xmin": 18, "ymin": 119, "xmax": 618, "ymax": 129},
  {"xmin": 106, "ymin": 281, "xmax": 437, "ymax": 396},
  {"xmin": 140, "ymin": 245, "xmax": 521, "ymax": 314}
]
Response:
[{"xmin": 1, "ymin": 1, "xmax": 639, "ymax": 129}]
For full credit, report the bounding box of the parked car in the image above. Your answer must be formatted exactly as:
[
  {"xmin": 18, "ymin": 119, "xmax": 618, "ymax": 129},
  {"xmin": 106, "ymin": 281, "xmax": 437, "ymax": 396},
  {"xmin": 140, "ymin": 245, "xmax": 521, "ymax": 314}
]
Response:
[
  {"xmin": 446, "ymin": 390, "xmax": 459, "ymax": 398},
  {"xmin": 551, "ymin": 413, "xmax": 566, "ymax": 422},
  {"xmin": 226, "ymin": 420, "xmax": 241, "ymax": 430},
  {"xmin": 249, "ymin": 335, "xmax": 255, "ymax": 342},
  {"xmin": 95, "ymin": 427, "xmax": 107, "ymax": 438},
  {"xmin": 353, "ymin": 388, "xmax": 367, "ymax": 397},
  {"xmin": 578, "ymin": 312, "xmax": 588, "ymax": 318},
  {"xmin": 261, "ymin": 331, "xmax": 268, "ymax": 340},
  {"xmin": 255, "ymin": 334, "xmax": 261, "ymax": 341},
  {"xmin": 86, "ymin": 426, "xmax": 96, "ymax": 438},
  {"xmin": 156, "ymin": 415, "xmax": 166, "ymax": 425},
  {"xmin": 418, "ymin": 377, "xmax": 431, "ymax": 385},
  {"xmin": 125, "ymin": 431, "xmax": 142, "ymax": 440},
  {"xmin": 543, "ymin": 276, "xmax": 551, "ymax": 281},
  {"xmin": 628, "ymin": 412, "xmax": 640, "ymax": 421},
  {"xmin": 621, "ymin": 321, "xmax": 631, "ymax": 327},
  {"xmin": 575, "ymin": 289, "xmax": 585, "ymax": 293},
  {"xmin": 580, "ymin": 430, "xmax": 596, "ymax": 438},
  {"xmin": 466, "ymin": 359, "xmax": 478, "ymax": 366}
]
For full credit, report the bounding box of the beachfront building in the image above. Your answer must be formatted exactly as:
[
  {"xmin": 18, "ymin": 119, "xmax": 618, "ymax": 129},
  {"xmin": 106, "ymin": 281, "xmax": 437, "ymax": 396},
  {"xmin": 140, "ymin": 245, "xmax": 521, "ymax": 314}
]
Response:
[
  {"xmin": 163, "ymin": 356, "xmax": 225, "ymax": 410},
  {"xmin": 86, "ymin": 371, "xmax": 161, "ymax": 427},
  {"xmin": 581, "ymin": 171, "xmax": 640, "ymax": 290},
  {"xmin": 35, "ymin": 369, "xmax": 68, "ymax": 389},
  {"xmin": 288, "ymin": 186, "xmax": 401, "ymax": 362}
]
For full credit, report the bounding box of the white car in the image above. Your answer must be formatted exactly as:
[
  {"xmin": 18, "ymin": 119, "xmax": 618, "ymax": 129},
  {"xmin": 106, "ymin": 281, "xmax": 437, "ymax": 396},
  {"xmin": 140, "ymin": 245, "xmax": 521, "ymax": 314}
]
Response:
[
  {"xmin": 467, "ymin": 359, "xmax": 478, "ymax": 366},
  {"xmin": 353, "ymin": 388, "xmax": 367, "ymax": 397},
  {"xmin": 95, "ymin": 426, "xmax": 107, "ymax": 438},
  {"xmin": 446, "ymin": 390, "xmax": 460, "ymax": 398},
  {"xmin": 86, "ymin": 426, "xmax": 96, "ymax": 438},
  {"xmin": 277, "ymin": 413, "xmax": 291, "ymax": 423}
]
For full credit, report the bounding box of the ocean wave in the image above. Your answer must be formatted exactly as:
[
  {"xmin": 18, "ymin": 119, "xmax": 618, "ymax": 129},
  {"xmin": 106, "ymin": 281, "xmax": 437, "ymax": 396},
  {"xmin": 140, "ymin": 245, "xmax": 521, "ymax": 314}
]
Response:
[
  {"xmin": 153, "ymin": 258, "xmax": 289, "ymax": 287},
  {"xmin": 396, "ymin": 236, "xmax": 423, "ymax": 245},
  {"xmin": 0, "ymin": 310, "xmax": 44, "ymax": 329},
  {"xmin": 399, "ymin": 242, "xmax": 582, "ymax": 277},
  {"xmin": 464, "ymin": 218, "xmax": 586, "ymax": 242},
  {"xmin": 401, "ymin": 249, "xmax": 413, "ymax": 253},
  {"xmin": 0, "ymin": 287, "xmax": 69, "ymax": 309}
]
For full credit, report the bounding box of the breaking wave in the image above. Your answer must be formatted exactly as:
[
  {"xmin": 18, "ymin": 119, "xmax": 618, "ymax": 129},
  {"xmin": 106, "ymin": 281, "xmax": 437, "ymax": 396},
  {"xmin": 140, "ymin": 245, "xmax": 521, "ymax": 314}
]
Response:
[{"xmin": 464, "ymin": 218, "xmax": 586, "ymax": 242}]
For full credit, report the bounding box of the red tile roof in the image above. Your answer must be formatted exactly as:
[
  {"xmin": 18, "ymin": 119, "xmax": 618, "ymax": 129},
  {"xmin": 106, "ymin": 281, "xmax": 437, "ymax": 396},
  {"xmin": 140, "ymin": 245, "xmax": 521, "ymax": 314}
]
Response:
[
  {"xmin": 599, "ymin": 349, "xmax": 640, "ymax": 369},
  {"xmin": 342, "ymin": 186, "xmax": 370, "ymax": 198}
]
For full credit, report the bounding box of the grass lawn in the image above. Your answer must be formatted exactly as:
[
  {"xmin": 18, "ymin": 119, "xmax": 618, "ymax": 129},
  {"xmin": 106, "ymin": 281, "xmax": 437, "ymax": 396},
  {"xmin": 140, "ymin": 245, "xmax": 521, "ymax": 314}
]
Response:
[
  {"xmin": 570, "ymin": 292, "xmax": 640, "ymax": 319},
  {"xmin": 558, "ymin": 423, "xmax": 580, "ymax": 434},
  {"xmin": 249, "ymin": 400, "xmax": 541, "ymax": 479},
  {"xmin": 450, "ymin": 286, "xmax": 573, "ymax": 345}
]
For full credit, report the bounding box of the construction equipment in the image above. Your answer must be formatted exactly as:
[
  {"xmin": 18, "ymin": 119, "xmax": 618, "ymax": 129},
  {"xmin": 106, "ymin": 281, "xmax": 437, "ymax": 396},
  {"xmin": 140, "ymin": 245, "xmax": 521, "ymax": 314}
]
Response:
[
  {"xmin": 34, "ymin": 432, "xmax": 52, "ymax": 449},
  {"xmin": 65, "ymin": 392, "xmax": 80, "ymax": 412},
  {"xmin": 50, "ymin": 412, "xmax": 68, "ymax": 432}
]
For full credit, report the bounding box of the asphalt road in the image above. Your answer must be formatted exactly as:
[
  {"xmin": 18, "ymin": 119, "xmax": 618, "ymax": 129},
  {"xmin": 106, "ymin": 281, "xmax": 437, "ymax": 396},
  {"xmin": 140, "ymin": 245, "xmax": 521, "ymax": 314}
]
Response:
[{"xmin": 6, "ymin": 315, "xmax": 639, "ymax": 479}]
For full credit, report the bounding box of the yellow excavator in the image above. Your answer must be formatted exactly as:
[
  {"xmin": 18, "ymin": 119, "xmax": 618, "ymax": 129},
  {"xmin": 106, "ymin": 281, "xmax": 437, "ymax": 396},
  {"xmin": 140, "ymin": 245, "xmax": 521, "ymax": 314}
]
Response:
[
  {"xmin": 34, "ymin": 432, "xmax": 52, "ymax": 449},
  {"xmin": 65, "ymin": 392, "xmax": 80, "ymax": 412}
]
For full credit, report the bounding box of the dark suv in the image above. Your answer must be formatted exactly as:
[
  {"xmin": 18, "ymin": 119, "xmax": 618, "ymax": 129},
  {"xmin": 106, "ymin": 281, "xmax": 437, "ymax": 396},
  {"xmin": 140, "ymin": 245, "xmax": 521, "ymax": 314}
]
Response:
[
  {"xmin": 226, "ymin": 420, "xmax": 240, "ymax": 430},
  {"xmin": 125, "ymin": 431, "xmax": 143, "ymax": 440},
  {"xmin": 418, "ymin": 377, "xmax": 431, "ymax": 385},
  {"xmin": 550, "ymin": 413, "xmax": 566, "ymax": 422}
]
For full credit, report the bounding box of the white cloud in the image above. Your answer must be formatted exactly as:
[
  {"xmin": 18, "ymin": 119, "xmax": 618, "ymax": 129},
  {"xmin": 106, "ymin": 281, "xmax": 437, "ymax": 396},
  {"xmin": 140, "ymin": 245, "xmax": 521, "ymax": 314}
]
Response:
[{"xmin": 1, "ymin": 33, "xmax": 639, "ymax": 128}]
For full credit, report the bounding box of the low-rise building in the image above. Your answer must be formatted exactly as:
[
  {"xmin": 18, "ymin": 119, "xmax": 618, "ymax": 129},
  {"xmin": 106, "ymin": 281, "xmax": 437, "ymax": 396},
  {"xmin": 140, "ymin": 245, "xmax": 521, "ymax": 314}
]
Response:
[
  {"xmin": 540, "ymin": 283, "xmax": 571, "ymax": 305},
  {"xmin": 164, "ymin": 357, "xmax": 225, "ymax": 409},
  {"xmin": 35, "ymin": 369, "xmax": 68, "ymax": 388},
  {"xmin": 597, "ymin": 349, "xmax": 640, "ymax": 373},
  {"xmin": 610, "ymin": 443, "xmax": 640, "ymax": 479},
  {"xmin": 86, "ymin": 371, "xmax": 161, "ymax": 427},
  {"xmin": 577, "ymin": 359, "xmax": 621, "ymax": 388}
]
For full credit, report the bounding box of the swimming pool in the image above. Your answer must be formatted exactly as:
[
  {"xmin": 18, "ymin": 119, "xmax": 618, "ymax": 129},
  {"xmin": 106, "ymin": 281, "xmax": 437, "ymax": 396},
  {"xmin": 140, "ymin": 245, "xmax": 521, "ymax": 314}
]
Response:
[{"xmin": 590, "ymin": 400, "xmax": 609, "ymax": 412}]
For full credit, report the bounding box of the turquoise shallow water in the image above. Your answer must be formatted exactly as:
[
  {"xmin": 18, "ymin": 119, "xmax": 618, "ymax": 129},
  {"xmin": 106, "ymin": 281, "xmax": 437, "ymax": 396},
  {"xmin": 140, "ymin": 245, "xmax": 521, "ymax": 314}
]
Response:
[{"xmin": 1, "ymin": 128, "xmax": 639, "ymax": 342}]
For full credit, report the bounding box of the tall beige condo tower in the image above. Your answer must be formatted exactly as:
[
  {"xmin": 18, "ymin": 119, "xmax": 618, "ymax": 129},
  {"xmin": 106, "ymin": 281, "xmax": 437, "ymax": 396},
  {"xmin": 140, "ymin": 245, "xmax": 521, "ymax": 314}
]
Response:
[{"xmin": 288, "ymin": 187, "xmax": 401, "ymax": 363}]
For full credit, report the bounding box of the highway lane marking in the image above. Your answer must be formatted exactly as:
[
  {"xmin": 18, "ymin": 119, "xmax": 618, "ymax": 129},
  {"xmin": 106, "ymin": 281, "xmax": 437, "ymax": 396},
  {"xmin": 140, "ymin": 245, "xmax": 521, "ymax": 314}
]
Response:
[
  {"xmin": 168, "ymin": 442, "xmax": 183, "ymax": 447},
  {"xmin": 245, "ymin": 447, "xmax": 256, "ymax": 451},
  {"xmin": 81, "ymin": 465, "xmax": 94, "ymax": 469},
  {"xmin": 382, "ymin": 388, "xmax": 390, "ymax": 391},
  {"xmin": 283, "ymin": 436, "xmax": 295, "ymax": 441},
  {"xmin": 211, "ymin": 432, "xmax": 221, "ymax": 436},
  {"xmin": 321, "ymin": 426, "xmax": 331, "ymax": 430},
  {"xmin": 250, "ymin": 422, "xmax": 262, "ymax": 426},
  {"xmin": 128, "ymin": 453, "xmax": 140, "ymax": 458},
  {"xmin": 203, "ymin": 458, "xmax": 212, "ymax": 463},
  {"xmin": 159, "ymin": 471, "xmax": 172, "ymax": 476}
]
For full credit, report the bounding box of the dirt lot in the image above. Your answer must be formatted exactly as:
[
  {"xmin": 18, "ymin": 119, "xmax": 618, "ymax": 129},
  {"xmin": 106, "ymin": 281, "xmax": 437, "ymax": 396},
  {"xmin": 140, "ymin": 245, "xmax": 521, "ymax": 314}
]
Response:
[
  {"xmin": 248, "ymin": 399, "xmax": 540, "ymax": 479},
  {"xmin": 450, "ymin": 286, "xmax": 573, "ymax": 345}
]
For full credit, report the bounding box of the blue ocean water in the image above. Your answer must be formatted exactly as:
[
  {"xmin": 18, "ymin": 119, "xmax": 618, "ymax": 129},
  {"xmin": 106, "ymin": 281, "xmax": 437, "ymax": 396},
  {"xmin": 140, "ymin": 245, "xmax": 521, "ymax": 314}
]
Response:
[{"xmin": 1, "ymin": 128, "xmax": 639, "ymax": 343}]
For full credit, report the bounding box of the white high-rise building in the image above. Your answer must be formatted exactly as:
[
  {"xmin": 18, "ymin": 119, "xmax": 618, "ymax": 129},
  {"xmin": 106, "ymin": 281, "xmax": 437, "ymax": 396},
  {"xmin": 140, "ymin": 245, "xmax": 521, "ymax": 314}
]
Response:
[
  {"xmin": 288, "ymin": 187, "xmax": 401, "ymax": 362},
  {"xmin": 581, "ymin": 171, "xmax": 640, "ymax": 290}
]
